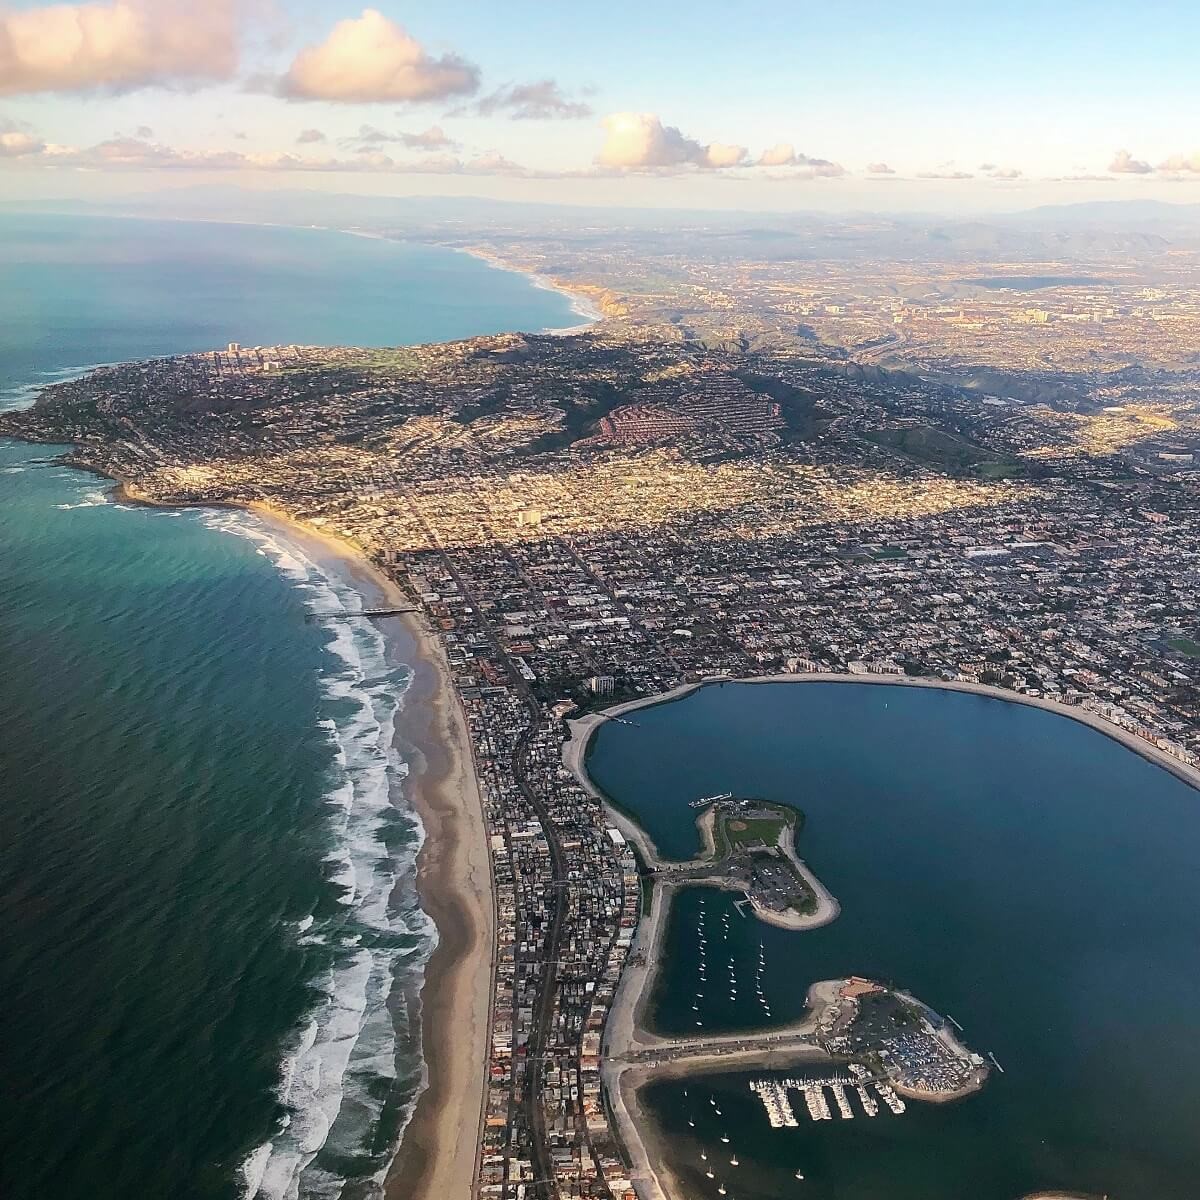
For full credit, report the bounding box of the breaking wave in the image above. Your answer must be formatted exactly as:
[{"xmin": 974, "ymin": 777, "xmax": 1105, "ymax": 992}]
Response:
[{"xmin": 198, "ymin": 511, "xmax": 436, "ymax": 1200}]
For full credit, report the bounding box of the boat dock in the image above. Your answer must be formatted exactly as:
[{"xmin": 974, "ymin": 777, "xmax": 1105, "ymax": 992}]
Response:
[{"xmin": 750, "ymin": 1070, "xmax": 902, "ymax": 1125}]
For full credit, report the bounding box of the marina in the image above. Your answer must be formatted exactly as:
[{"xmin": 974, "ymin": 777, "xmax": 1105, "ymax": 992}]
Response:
[{"xmin": 748, "ymin": 1073, "xmax": 904, "ymax": 1127}]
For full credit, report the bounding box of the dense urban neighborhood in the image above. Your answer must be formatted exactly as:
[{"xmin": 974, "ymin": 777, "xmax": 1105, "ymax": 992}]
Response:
[{"xmin": 6, "ymin": 246, "xmax": 1200, "ymax": 1200}]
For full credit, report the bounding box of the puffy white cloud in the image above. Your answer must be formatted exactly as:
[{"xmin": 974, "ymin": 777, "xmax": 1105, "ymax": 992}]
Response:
[
  {"xmin": 0, "ymin": 0, "xmax": 240, "ymax": 95},
  {"xmin": 916, "ymin": 168, "xmax": 974, "ymax": 180},
  {"xmin": 596, "ymin": 115, "xmax": 848, "ymax": 175},
  {"xmin": 460, "ymin": 79, "xmax": 592, "ymax": 120},
  {"xmin": 1109, "ymin": 149, "xmax": 1152, "ymax": 174},
  {"xmin": 981, "ymin": 164, "xmax": 1022, "ymax": 179},
  {"xmin": 705, "ymin": 141, "xmax": 748, "ymax": 168},
  {"xmin": 867, "ymin": 161, "xmax": 895, "ymax": 174},
  {"xmin": 597, "ymin": 112, "xmax": 748, "ymax": 171},
  {"xmin": 278, "ymin": 8, "xmax": 479, "ymax": 103}
]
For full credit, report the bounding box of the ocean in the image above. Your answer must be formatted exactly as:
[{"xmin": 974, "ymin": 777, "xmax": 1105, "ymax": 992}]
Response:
[
  {"xmin": 586, "ymin": 681, "xmax": 1200, "ymax": 1200},
  {"xmin": 0, "ymin": 213, "xmax": 578, "ymax": 1200}
]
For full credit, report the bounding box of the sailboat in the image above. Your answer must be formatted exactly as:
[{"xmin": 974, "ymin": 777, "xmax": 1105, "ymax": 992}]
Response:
[
  {"xmin": 729, "ymin": 1157, "xmax": 739, "ymax": 1166},
  {"xmin": 720, "ymin": 1135, "xmax": 730, "ymax": 1144}
]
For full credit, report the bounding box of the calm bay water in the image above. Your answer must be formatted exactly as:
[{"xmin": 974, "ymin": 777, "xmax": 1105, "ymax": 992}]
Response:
[
  {"xmin": 587, "ymin": 681, "xmax": 1200, "ymax": 1200},
  {"xmin": 0, "ymin": 213, "xmax": 576, "ymax": 1200}
]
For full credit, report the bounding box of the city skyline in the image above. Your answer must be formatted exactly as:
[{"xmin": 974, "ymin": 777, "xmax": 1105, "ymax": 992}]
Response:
[{"xmin": 3, "ymin": 0, "xmax": 1200, "ymax": 210}]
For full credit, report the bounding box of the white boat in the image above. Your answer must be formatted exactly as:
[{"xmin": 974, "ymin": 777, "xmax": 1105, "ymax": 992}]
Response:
[
  {"xmin": 720, "ymin": 1135, "xmax": 730, "ymax": 1143},
  {"xmin": 795, "ymin": 1170, "xmax": 805, "ymax": 1180},
  {"xmin": 730, "ymin": 1157, "xmax": 739, "ymax": 1166},
  {"xmin": 705, "ymin": 1171, "xmax": 714, "ymax": 1179}
]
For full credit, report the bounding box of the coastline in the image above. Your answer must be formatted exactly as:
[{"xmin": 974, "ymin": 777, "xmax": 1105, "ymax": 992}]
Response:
[
  {"xmin": 107, "ymin": 476, "xmax": 496, "ymax": 1200},
  {"xmin": 565, "ymin": 671, "xmax": 1200, "ymax": 794},
  {"xmin": 449, "ymin": 243, "xmax": 607, "ymax": 333}
]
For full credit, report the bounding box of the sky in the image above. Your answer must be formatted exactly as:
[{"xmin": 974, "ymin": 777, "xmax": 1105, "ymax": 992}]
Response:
[{"xmin": 2, "ymin": 0, "xmax": 1200, "ymax": 212}]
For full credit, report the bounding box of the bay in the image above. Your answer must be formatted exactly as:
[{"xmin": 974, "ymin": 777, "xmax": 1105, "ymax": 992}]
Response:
[{"xmin": 587, "ymin": 680, "xmax": 1200, "ymax": 1200}]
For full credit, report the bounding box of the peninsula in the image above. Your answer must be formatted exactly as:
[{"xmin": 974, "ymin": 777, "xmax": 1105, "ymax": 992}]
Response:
[{"xmin": 3, "ymin": 307, "xmax": 1198, "ymax": 1200}]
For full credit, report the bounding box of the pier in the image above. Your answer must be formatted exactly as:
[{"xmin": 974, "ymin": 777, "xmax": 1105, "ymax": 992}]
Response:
[{"xmin": 304, "ymin": 606, "xmax": 419, "ymax": 620}]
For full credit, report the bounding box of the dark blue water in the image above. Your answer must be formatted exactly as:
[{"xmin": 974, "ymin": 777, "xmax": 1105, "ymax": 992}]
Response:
[
  {"xmin": 588, "ymin": 681, "xmax": 1200, "ymax": 1200},
  {"xmin": 0, "ymin": 214, "xmax": 578, "ymax": 1200}
]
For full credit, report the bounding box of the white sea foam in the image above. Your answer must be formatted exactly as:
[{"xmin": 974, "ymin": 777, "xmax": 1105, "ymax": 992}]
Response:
[
  {"xmin": 53, "ymin": 488, "xmax": 109, "ymax": 510},
  {"xmin": 0, "ymin": 360, "xmax": 126, "ymax": 413},
  {"xmin": 201, "ymin": 510, "xmax": 435, "ymax": 1200}
]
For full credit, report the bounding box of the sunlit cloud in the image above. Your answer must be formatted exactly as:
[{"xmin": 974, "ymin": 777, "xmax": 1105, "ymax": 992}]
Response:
[
  {"xmin": 0, "ymin": 129, "xmax": 46, "ymax": 157},
  {"xmin": 275, "ymin": 8, "xmax": 479, "ymax": 104},
  {"xmin": 1109, "ymin": 148, "xmax": 1152, "ymax": 174},
  {"xmin": 0, "ymin": 0, "xmax": 241, "ymax": 96},
  {"xmin": 866, "ymin": 162, "xmax": 895, "ymax": 175}
]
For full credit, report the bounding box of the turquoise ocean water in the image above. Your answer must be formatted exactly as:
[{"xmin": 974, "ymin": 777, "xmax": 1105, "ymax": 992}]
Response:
[
  {"xmin": 587, "ymin": 682, "xmax": 1200, "ymax": 1200},
  {"xmin": 0, "ymin": 214, "xmax": 576, "ymax": 1200}
]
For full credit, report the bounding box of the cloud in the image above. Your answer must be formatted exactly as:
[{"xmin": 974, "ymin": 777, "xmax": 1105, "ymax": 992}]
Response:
[
  {"xmin": 277, "ymin": 8, "xmax": 479, "ymax": 103},
  {"xmin": 1109, "ymin": 149, "xmax": 1152, "ymax": 174},
  {"xmin": 597, "ymin": 112, "xmax": 748, "ymax": 171},
  {"xmin": 755, "ymin": 143, "xmax": 844, "ymax": 176},
  {"xmin": 705, "ymin": 141, "xmax": 749, "ymax": 168},
  {"xmin": 916, "ymin": 168, "xmax": 974, "ymax": 180},
  {"xmin": 340, "ymin": 123, "xmax": 458, "ymax": 151},
  {"xmin": 296, "ymin": 128, "xmax": 326, "ymax": 144},
  {"xmin": 1158, "ymin": 152, "xmax": 1200, "ymax": 173},
  {"xmin": 0, "ymin": 128, "xmax": 531, "ymax": 176},
  {"xmin": 0, "ymin": 0, "xmax": 240, "ymax": 95},
  {"xmin": 0, "ymin": 129, "xmax": 45, "ymax": 157},
  {"xmin": 455, "ymin": 78, "xmax": 592, "ymax": 120},
  {"xmin": 981, "ymin": 164, "xmax": 1022, "ymax": 179},
  {"xmin": 866, "ymin": 162, "xmax": 895, "ymax": 175}
]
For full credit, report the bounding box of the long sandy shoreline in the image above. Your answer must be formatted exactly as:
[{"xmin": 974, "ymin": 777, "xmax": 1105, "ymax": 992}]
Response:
[{"xmin": 105, "ymin": 480, "xmax": 495, "ymax": 1200}]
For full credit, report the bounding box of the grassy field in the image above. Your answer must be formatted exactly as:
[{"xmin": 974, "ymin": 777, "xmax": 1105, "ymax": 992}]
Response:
[
  {"xmin": 1168, "ymin": 636, "xmax": 1200, "ymax": 659},
  {"xmin": 723, "ymin": 815, "xmax": 789, "ymax": 847}
]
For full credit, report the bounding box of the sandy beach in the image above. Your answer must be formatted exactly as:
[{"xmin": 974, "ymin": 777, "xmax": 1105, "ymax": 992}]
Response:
[
  {"xmin": 235, "ymin": 509, "xmax": 496, "ymax": 1200},
  {"xmin": 110, "ymin": 483, "xmax": 496, "ymax": 1200}
]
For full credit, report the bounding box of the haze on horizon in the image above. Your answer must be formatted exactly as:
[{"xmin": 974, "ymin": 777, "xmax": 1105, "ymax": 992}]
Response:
[{"xmin": 2, "ymin": 0, "xmax": 1200, "ymax": 215}]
